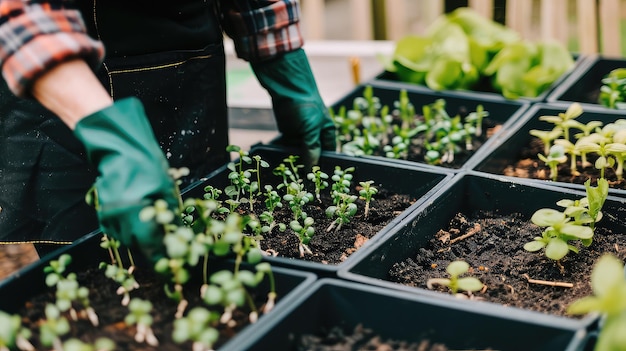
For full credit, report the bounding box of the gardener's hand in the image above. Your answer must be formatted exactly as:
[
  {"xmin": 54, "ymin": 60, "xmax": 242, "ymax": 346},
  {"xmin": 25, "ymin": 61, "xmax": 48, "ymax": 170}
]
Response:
[
  {"xmin": 252, "ymin": 49, "xmax": 336, "ymax": 167},
  {"xmin": 73, "ymin": 97, "xmax": 179, "ymax": 262}
]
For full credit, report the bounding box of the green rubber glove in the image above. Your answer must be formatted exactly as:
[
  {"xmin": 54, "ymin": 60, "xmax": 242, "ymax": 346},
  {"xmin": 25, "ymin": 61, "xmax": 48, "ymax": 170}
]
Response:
[
  {"xmin": 73, "ymin": 97, "xmax": 179, "ymax": 262},
  {"xmin": 252, "ymin": 48, "xmax": 336, "ymax": 166}
]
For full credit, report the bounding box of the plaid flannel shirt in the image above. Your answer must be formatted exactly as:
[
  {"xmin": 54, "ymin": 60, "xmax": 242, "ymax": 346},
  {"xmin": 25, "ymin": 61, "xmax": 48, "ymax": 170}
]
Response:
[{"xmin": 0, "ymin": 0, "xmax": 303, "ymax": 97}]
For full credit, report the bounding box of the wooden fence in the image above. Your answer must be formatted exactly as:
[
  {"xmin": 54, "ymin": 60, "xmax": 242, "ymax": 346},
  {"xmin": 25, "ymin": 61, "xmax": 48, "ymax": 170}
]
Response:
[{"xmin": 300, "ymin": 0, "xmax": 626, "ymax": 56}]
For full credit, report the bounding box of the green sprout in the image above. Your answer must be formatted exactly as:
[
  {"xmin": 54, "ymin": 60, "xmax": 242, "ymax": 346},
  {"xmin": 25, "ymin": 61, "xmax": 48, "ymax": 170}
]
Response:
[
  {"xmin": 358, "ymin": 180, "xmax": 378, "ymax": 219},
  {"xmin": 538, "ymin": 102, "xmax": 583, "ymax": 142},
  {"xmin": 172, "ymin": 307, "xmax": 219, "ymax": 351},
  {"xmin": 568, "ymin": 254, "xmax": 626, "ymax": 351},
  {"xmin": 530, "ymin": 127, "xmax": 564, "ymax": 158},
  {"xmin": 306, "ymin": 166, "xmax": 329, "ymax": 203},
  {"xmin": 0, "ymin": 311, "xmax": 33, "ymax": 351},
  {"xmin": 426, "ymin": 261, "xmax": 484, "ymax": 295},
  {"xmin": 599, "ymin": 68, "xmax": 626, "ymax": 109},
  {"xmin": 125, "ymin": 298, "xmax": 158, "ymax": 346},
  {"xmin": 538, "ymin": 144, "xmax": 568, "ymax": 181},
  {"xmin": 325, "ymin": 193, "xmax": 358, "ymax": 232},
  {"xmin": 61, "ymin": 338, "xmax": 115, "ymax": 351},
  {"xmin": 524, "ymin": 209, "xmax": 593, "ymax": 261},
  {"xmin": 39, "ymin": 304, "xmax": 70, "ymax": 350}
]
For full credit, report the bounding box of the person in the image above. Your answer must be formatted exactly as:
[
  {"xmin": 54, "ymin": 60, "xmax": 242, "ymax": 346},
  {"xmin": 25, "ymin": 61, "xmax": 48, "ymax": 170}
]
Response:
[{"xmin": 0, "ymin": 0, "xmax": 336, "ymax": 261}]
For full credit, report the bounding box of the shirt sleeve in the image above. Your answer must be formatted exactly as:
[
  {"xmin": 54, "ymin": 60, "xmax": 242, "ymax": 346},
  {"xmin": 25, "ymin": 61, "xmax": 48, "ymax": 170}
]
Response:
[
  {"xmin": 219, "ymin": 0, "xmax": 304, "ymax": 62},
  {"xmin": 0, "ymin": 1, "xmax": 104, "ymax": 97}
]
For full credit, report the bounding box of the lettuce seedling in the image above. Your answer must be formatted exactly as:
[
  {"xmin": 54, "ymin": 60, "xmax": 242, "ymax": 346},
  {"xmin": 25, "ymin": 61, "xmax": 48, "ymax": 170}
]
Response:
[
  {"xmin": 172, "ymin": 307, "xmax": 219, "ymax": 351},
  {"xmin": 0, "ymin": 311, "xmax": 33, "ymax": 351},
  {"xmin": 538, "ymin": 144, "xmax": 568, "ymax": 181},
  {"xmin": 568, "ymin": 254, "xmax": 626, "ymax": 351},
  {"xmin": 358, "ymin": 180, "xmax": 378, "ymax": 219},
  {"xmin": 426, "ymin": 260, "xmax": 484, "ymax": 295},
  {"xmin": 599, "ymin": 68, "xmax": 626, "ymax": 109},
  {"xmin": 524, "ymin": 208, "xmax": 593, "ymax": 261}
]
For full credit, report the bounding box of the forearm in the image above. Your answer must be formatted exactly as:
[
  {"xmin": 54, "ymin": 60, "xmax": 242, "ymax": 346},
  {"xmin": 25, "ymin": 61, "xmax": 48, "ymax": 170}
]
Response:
[{"xmin": 31, "ymin": 59, "xmax": 112, "ymax": 130}]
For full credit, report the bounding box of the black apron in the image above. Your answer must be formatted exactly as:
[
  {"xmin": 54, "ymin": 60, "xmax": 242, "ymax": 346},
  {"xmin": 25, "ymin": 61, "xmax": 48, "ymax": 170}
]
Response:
[{"xmin": 0, "ymin": 0, "xmax": 229, "ymax": 247}]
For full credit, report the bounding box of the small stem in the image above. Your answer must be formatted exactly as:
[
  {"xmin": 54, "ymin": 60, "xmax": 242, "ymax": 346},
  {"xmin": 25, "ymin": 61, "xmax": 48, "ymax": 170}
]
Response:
[{"xmin": 522, "ymin": 274, "xmax": 573, "ymax": 288}]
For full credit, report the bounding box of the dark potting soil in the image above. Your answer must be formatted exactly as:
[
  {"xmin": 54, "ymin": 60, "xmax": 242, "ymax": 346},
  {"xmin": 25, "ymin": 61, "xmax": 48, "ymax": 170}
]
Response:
[
  {"xmin": 503, "ymin": 137, "xmax": 626, "ymax": 190},
  {"xmin": 296, "ymin": 324, "xmax": 492, "ymax": 351},
  {"xmin": 19, "ymin": 264, "xmax": 263, "ymax": 351},
  {"xmin": 388, "ymin": 210, "xmax": 626, "ymax": 317},
  {"xmin": 257, "ymin": 187, "xmax": 415, "ymax": 264}
]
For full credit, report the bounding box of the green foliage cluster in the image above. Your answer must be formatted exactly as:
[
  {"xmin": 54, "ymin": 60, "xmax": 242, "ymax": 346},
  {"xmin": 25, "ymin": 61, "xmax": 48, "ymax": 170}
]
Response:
[
  {"xmin": 381, "ymin": 8, "xmax": 574, "ymax": 99},
  {"xmin": 523, "ymin": 178, "xmax": 608, "ymax": 261},
  {"xmin": 599, "ymin": 68, "xmax": 626, "ymax": 109},
  {"xmin": 331, "ymin": 86, "xmax": 488, "ymax": 166},
  {"xmin": 531, "ymin": 103, "xmax": 626, "ymax": 181},
  {"xmin": 569, "ymin": 254, "xmax": 626, "ymax": 351}
]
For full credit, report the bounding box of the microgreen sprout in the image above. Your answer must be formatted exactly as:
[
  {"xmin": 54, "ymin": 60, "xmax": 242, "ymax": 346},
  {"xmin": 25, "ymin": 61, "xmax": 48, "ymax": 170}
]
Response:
[
  {"xmin": 125, "ymin": 298, "xmax": 159, "ymax": 346},
  {"xmin": 0, "ymin": 311, "xmax": 33, "ymax": 351},
  {"xmin": 358, "ymin": 180, "xmax": 378, "ymax": 219},
  {"xmin": 307, "ymin": 166, "xmax": 329, "ymax": 203},
  {"xmin": 172, "ymin": 307, "xmax": 219, "ymax": 351},
  {"xmin": 61, "ymin": 338, "xmax": 115, "ymax": 351},
  {"xmin": 39, "ymin": 304, "xmax": 70, "ymax": 351},
  {"xmin": 538, "ymin": 144, "xmax": 568, "ymax": 181},
  {"xmin": 325, "ymin": 193, "xmax": 358, "ymax": 232},
  {"xmin": 599, "ymin": 68, "xmax": 626, "ymax": 109},
  {"xmin": 568, "ymin": 254, "xmax": 626, "ymax": 351},
  {"xmin": 426, "ymin": 261, "xmax": 484, "ymax": 295}
]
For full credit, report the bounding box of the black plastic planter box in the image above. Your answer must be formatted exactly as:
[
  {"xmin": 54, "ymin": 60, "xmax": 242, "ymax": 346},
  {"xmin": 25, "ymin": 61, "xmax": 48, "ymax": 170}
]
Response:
[
  {"xmin": 547, "ymin": 56, "xmax": 626, "ymax": 109},
  {"xmin": 330, "ymin": 82, "xmax": 530, "ymax": 172},
  {"xmin": 371, "ymin": 53, "xmax": 584, "ymax": 103},
  {"xmin": 182, "ymin": 144, "xmax": 454, "ymax": 277},
  {"xmin": 0, "ymin": 230, "xmax": 317, "ymax": 351},
  {"xmin": 337, "ymin": 172, "xmax": 626, "ymax": 332},
  {"xmin": 236, "ymin": 278, "xmax": 589, "ymax": 351},
  {"xmin": 472, "ymin": 102, "xmax": 626, "ymax": 197}
]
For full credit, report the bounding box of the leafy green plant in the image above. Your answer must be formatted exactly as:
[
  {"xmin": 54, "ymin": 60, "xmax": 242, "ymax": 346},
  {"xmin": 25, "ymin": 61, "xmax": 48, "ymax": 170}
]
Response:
[
  {"xmin": 0, "ymin": 311, "xmax": 33, "ymax": 351},
  {"xmin": 334, "ymin": 87, "xmax": 490, "ymax": 167},
  {"xmin": 358, "ymin": 180, "xmax": 378, "ymax": 219},
  {"xmin": 426, "ymin": 260, "xmax": 484, "ymax": 295},
  {"xmin": 125, "ymin": 298, "xmax": 158, "ymax": 346},
  {"xmin": 568, "ymin": 254, "xmax": 626, "ymax": 351},
  {"xmin": 524, "ymin": 178, "xmax": 607, "ymax": 261},
  {"xmin": 538, "ymin": 144, "xmax": 568, "ymax": 181},
  {"xmin": 306, "ymin": 166, "xmax": 329, "ymax": 203},
  {"xmin": 380, "ymin": 8, "xmax": 573, "ymax": 98},
  {"xmin": 325, "ymin": 193, "xmax": 358, "ymax": 232},
  {"xmin": 599, "ymin": 68, "xmax": 626, "ymax": 109},
  {"xmin": 39, "ymin": 304, "xmax": 70, "ymax": 350}
]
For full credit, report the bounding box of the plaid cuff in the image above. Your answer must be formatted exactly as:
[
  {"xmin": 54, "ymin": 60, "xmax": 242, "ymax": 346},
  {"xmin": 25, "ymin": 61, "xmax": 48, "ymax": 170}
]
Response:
[
  {"xmin": 0, "ymin": 6, "xmax": 104, "ymax": 96},
  {"xmin": 227, "ymin": 0, "xmax": 304, "ymax": 62}
]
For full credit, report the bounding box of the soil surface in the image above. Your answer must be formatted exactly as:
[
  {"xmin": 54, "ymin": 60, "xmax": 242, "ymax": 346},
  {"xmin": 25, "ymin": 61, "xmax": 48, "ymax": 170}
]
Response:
[
  {"xmin": 257, "ymin": 188, "xmax": 415, "ymax": 264},
  {"xmin": 18, "ymin": 263, "xmax": 263, "ymax": 351},
  {"xmin": 0, "ymin": 243, "xmax": 39, "ymax": 280},
  {"xmin": 387, "ymin": 210, "xmax": 626, "ymax": 318},
  {"xmin": 296, "ymin": 324, "xmax": 493, "ymax": 351},
  {"xmin": 503, "ymin": 137, "xmax": 626, "ymax": 190}
]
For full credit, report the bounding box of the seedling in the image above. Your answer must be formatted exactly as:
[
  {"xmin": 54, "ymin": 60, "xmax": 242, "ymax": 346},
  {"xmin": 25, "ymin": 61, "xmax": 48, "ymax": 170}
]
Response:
[
  {"xmin": 358, "ymin": 180, "xmax": 378, "ymax": 219},
  {"xmin": 0, "ymin": 311, "xmax": 33, "ymax": 351},
  {"xmin": 307, "ymin": 166, "xmax": 329, "ymax": 203},
  {"xmin": 61, "ymin": 338, "xmax": 115, "ymax": 351},
  {"xmin": 538, "ymin": 144, "xmax": 568, "ymax": 181},
  {"xmin": 426, "ymin": 261, "xmax": 484, "ymax": 295},
  {"xmin": 325, "ymin": 193, "xmax": 358, "ymax": 232},
  {"xmin": 39, "ymin": 304, "xmax": 70, "ymax": 351},
  {"xmin": 568, "ymin": 254, "xmax": 626, "ymax": 351},
  {"xmin": 172, "ymin": 307, "xmax": 219, "ymax": 351},
  {"xmin": 529, "ymin": 127, "xmax": 564, "ymax": 156},
  {"xmin": 538, "ymin": 102, "xmax": 583, "ymax": 142},
  {"xmin": 599, "ymin": 68, "xmax": 626, "ymax": 109},
  {"xmin": 125, "ymin": 298, "xmax": 158, "ymax": 346}
]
